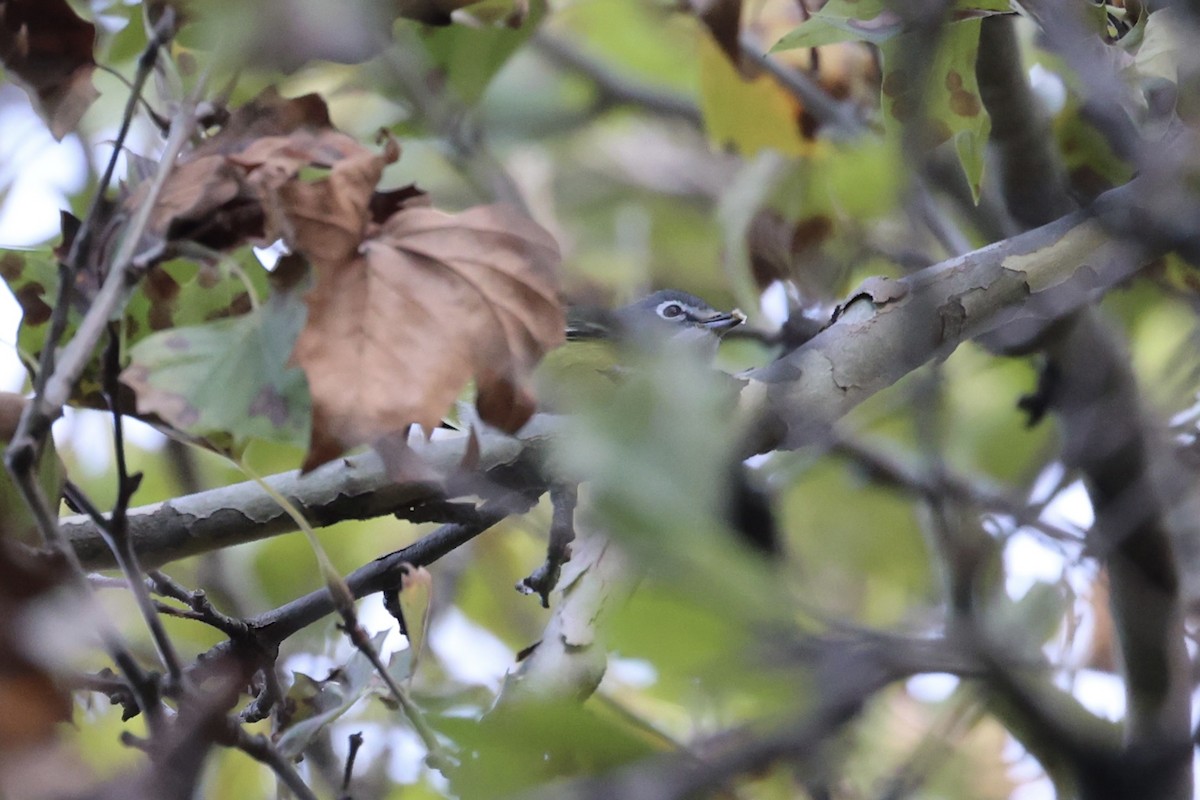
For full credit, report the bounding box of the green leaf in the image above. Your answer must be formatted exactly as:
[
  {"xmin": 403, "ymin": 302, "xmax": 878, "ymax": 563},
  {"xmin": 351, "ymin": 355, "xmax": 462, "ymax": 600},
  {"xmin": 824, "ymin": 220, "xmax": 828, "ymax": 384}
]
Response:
[
  {"xmin": 771, "ymin": 0, "xmax": 1011, "ymax": 51},
  {"xmin": 0, "ymin": 246, "xmax": 271, "ymax": 403},
  {"xmin": 413, "ymin": 0, "xmax": 547, "ymax": 106},
  {"xmin": 771, "ymin": 0, "xmax": 899, "ymax": 51},
  {"xmin": 553, "ymin": 338, "xmax": 786, "ymax": 623},
  {"xmin": 276, "ymin": 631, "xmax": 388, "ymax": 759},
  {"xmin": 121, "ymin": 273, "xmax": 310, "ymax": 454},
  {"xmin": 880, "ymin": 19, "xmax": 992, "ymax": 201},
  {"xmin": 437, "ymin": 699, "xmax": 658, "ymax": 800}
]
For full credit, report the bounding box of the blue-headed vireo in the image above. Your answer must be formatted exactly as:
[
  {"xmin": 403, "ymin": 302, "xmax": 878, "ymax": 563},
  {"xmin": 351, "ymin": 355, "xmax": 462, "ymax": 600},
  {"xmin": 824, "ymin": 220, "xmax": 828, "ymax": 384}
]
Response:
[
  {"xmin": 566, "ymin": 289, "xmax": 745, "ymax": 358},
  {"xmin": 540, "ymin": 290, "xmax": 779, "ymax": 555},
  {"xmin": 540, "ymin": 290, "xmax": 744, "ymax": 410}
]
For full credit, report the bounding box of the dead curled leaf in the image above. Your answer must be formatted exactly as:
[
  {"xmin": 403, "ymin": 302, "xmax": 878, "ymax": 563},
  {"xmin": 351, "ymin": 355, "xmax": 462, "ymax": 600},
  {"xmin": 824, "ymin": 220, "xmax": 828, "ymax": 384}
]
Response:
[
  {"xmin": 292, "ymin": 204, "xmax": 564, "ymax": 471},
  {"xmin": 0, "ymin": 0, "xmax": 98, "ymax": 139},
  {"xmin": 136, "ymin": 89, "xmax": 341, "ymax": 250}
]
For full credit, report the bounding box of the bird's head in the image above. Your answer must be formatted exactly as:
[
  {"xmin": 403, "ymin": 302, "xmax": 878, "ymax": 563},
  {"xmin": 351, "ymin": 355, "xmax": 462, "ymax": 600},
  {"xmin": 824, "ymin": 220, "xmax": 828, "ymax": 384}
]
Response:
[{"xmin": 613, "ymin": 289, "xmax": 745, "ymax": 342}]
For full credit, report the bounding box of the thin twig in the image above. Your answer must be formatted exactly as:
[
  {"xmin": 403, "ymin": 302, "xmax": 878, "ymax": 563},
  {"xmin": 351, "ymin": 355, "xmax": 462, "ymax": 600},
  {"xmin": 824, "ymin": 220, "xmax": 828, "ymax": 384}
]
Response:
[
  {"xmin": 99, "ymin": 326, "xmax": 184, "ymax": 685},
  {"xmin": 738, "ymin": 31, "xmax": 865, "ymax": 138},
  {"xmin": 7, "ymin": 56, "xmax": 209, "ymax": 555},
  {"xmin": 39, "ymin": 11, "xmax": 176, "ymax": 404},
  {"xmin": 531, "ymin": 32, "xmax": 703, "ymax": 125},
  {"xmin": 232, "ymin": 726, "xmax": 320, "ymax": 800},
  {"xmin": 64, "ymin": 481, "xmax": 184, "ymax": 686},
  {"xmin": 340, "ymin": 731, "xmax": 364, "ymax": 799}
]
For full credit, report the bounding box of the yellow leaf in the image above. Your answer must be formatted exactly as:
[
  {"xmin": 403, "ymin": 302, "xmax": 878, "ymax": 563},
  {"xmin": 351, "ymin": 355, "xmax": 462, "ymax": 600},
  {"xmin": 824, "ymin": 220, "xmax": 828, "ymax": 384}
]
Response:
[{"xmin": 697, "ymin": 32, "xmax": 810, "ymax": 157}]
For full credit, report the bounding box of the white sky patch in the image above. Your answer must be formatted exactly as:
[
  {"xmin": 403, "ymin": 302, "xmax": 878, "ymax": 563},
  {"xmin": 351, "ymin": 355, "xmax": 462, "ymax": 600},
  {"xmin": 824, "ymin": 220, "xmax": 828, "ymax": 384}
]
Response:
[
  {"xmin": 604, "ymin": 656, "xmax": 658, "ymax": 690},
  {"xmin": 254, "ymin": 240, "xmax": 289, "ymax": 270},
  {"xmin": 759, "ymin": 280, "xmax": 789, "ymax": 327},
  {"xmin": 0, "ymin": 280, "xmax": 26, "ymax": 393},
  {"xmin": 1003, "ymin": 532, "xmax": 1067, "ymax": 597},
  {"xmin": 280, "ymin": 650, "xmax": 339, "ymax": 683},
  {"xmin": 54, "ymin": 408, "xmax": 114, "ymax": 477},
  {"xmin": 0, "ymin": 94, "xmax": 86, "ymax": 248},
  {"xmin": 330, "ymin": 720, "xmax": 428, "ymax": 785},
  {"xmin": 1029, "ymin": 63, "xmax": 1067, "ymax": 116},
  {"xmin": 356, "ymin": 592, "xmax": 410, "ymax": 658},
  {"xmin": 123, "ymin": 415, "xmax": 168, "ymax": 451},
  {"xmin": 430, "ymin": 607, "xmax": 513, "ymax": 690},
  {"xmin": 1041, "ymin": 479, "xmax": 1094, "ymax": 532},
  {"xmin": 905, "ymin": 672, "xmax": 959, "ymax": 703},
  {"xmin": 1005, "ymin": 736, "xmax": 1055, "ymax": 800},
  {"xmin": 1059, "ymin": 669, "xmax": 1126, "ymax": 721}
]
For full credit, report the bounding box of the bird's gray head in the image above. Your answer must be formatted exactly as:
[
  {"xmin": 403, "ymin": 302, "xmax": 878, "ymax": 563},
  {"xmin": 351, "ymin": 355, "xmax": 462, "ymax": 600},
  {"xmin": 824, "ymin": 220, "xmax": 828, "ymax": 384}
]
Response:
[
  {"xmin": 614, "ymin": 289, "xmax": 744, "ymax": 335},
  {"xmin": 612, "ymin": 289, "xmax": 744, "ymax": 358}
]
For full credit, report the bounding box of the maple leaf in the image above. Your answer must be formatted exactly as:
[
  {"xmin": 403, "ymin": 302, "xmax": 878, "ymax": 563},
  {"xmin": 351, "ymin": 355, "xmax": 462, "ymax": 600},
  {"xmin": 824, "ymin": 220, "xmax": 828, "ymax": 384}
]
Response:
[
  {"xmin": 0, "ymin": 0, "xmax": 98, "ymax": 139},
  {"xmin": 292, "ymin": 204, "xmax": 563, "ymax": 471}
]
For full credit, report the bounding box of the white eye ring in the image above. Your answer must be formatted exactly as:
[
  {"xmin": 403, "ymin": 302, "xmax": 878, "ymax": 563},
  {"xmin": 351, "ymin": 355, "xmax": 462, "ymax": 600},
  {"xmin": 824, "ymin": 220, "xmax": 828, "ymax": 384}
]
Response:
[{"xmin": 659, "ymin": 302, "xmax": 685, "ymax": 319}]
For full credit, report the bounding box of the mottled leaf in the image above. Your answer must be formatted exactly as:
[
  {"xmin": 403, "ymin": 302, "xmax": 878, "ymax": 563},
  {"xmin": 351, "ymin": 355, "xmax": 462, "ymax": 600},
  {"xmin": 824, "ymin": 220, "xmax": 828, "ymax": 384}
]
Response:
[
  {"xmin": 771, "ymin": 0, "xmax": 1010, "ymax": 51},
  {"xmin": 121, "ymin": 264, "xmax": 310, "ymax": 453},
  {"xmin": 771, "ymin": 0, "xmax": 900, "ymax": 50},
  {"xmin": 3, "ymin": 245, "xmax": 270, "ymax": 402},
  {"xmin": 881, "ymin": 19, "xmax": 992, "ymax": 200}
]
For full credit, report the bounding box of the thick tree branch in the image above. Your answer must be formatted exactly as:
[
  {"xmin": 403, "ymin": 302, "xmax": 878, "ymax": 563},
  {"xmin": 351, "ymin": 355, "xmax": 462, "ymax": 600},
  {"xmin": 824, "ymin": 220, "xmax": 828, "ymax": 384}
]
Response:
[
  {"xmin": 66, "ymin": 420, "xmax": 552, "ymax": 569},
  {"xmin": 976, "ymin": 19, "xmax": 1194, "ymax": 798},
  {"xmin": 745, "ymin": 180, "xmax": 1159, "ymax": 450}
]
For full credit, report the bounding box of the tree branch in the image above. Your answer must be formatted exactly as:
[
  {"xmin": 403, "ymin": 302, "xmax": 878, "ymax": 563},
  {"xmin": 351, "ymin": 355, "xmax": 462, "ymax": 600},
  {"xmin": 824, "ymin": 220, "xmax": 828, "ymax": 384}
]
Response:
[
  {"xmin": 745, "ymin": 179, "xmax": 1159, "ymax": 450},
  {"xmin": 66, "ymin": 419, "xmax": 552, "ymax": 569}
]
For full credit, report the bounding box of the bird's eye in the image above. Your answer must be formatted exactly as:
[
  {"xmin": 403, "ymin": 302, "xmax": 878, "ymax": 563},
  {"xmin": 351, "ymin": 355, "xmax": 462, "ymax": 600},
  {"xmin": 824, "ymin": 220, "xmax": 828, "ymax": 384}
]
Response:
[{"xmin": 659, "ymin": 303, "xmax": 684, "ymax": 319}]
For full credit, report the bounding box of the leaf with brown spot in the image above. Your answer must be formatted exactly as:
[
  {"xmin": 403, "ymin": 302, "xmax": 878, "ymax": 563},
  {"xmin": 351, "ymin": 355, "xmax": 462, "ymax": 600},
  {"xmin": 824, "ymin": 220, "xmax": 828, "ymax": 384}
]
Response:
[
  {"xmin": 1, "ymin": 243, "xmax": 272, "ymax": 405},
  {"xmin": 122, "ymin": 268, "xmax": 311, "ymax": 454},
  {"xmin": 0, "ymin": 0, "xmax": 98, "ymax": 139},
  {"xmin": 879, "ymin": 20, "xmax": 992, "ymax": 200},
  {"xmin": 292, "ymin": 204, "xmax": 563, "ymax": 471}
]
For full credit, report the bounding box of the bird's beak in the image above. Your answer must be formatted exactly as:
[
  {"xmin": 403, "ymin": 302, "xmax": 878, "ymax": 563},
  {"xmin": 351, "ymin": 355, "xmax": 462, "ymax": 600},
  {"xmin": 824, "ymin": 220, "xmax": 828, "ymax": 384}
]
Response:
[{"xmin": 701, "ymin": 309, "xmax": 746, "ymax": 334}]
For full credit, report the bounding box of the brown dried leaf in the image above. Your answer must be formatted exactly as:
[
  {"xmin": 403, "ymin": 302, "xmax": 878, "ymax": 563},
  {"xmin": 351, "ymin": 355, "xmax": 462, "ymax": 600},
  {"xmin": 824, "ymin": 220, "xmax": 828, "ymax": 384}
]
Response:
[
  {"xmin": 691, "ymin": 0, "xmax": 742, "ymax": 69},
  {"xmin": 0, "ymin": 544, "xmax": 70, "ymax": 750},
  {"xmin": 192, "ymin": 88, "xmax": 333, "ymax": 158},
  {"xmin": 134, "ymin": 89, "xmax": 347, "ymax": 253},
  {"xmin": 235, "ymin": 130, "xmax": 396, "ymax": 259},
  {"xmin": 293, "ymin": 205, "xmax": 563, "ymax": 471},
  {"xmin": 0, "ymin": 0, "xmax": 97, "ymax": 139}
]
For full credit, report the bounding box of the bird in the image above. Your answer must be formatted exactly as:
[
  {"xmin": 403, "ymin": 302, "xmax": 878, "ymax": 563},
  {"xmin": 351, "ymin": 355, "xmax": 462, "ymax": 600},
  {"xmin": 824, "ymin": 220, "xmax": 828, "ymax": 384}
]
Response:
[
  {"xmin": 567, "ymin": 289, "xmax": 745, "ymax": 359},
  {"xmin": 546, "ymin": 289, "xmax": 780, "ymax": 556},
  {"xmin": 541, "ymin": 289, "xmax": 744, "ymax": 411}
]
